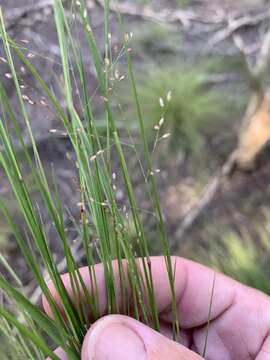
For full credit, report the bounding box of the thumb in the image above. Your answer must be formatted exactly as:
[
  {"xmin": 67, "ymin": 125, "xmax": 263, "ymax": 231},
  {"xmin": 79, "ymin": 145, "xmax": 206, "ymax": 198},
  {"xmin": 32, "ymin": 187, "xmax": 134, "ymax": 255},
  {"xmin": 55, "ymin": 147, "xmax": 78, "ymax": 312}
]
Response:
[{"xmin": 81, "ymin": 315, "xmax": 202, "ymax": 360}]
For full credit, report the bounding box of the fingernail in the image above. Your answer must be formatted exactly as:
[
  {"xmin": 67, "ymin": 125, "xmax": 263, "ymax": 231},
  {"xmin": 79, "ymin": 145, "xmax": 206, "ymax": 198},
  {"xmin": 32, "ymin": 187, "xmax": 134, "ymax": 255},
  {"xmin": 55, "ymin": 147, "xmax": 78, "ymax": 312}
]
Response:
[{"xmin": 84, "ymin": 319, "xmax": 147, "ymax": 360}]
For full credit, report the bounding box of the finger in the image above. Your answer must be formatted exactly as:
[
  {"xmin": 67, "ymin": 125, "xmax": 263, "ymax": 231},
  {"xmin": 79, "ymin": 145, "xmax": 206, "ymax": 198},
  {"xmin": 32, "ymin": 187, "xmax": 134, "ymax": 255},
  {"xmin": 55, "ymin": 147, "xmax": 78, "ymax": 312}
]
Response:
[
  {"xmin": 46, "ymin": 321, "xmax": 193, "ymax": 360},
  {"xmin": 81, "ymin": 314, "xmax": 203, "ymax": 360},
  {"xmin": 43, "ymin": 256, "xmax": 259, "ymax": 329}
]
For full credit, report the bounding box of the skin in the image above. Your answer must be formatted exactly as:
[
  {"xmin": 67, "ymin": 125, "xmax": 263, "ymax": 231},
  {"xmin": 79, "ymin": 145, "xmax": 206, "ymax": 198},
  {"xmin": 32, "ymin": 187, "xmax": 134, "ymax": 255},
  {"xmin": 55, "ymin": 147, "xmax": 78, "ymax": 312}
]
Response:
[{"xmin": 43, "ymin": 257, "xmax": 270, "ymax": 359}]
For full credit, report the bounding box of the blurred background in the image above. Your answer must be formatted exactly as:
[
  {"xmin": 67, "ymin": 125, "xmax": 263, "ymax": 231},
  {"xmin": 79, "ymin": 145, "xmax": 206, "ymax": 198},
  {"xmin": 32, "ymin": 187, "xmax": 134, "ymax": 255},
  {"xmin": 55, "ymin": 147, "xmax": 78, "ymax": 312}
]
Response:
[{"xmin": 1, "ymin": 0, "xmax": 270, "ymax": 297}]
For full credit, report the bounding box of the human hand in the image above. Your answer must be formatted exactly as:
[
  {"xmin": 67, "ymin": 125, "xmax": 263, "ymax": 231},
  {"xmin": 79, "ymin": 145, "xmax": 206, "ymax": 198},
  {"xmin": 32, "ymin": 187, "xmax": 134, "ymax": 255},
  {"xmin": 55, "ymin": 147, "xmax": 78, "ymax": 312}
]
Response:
[{"xmin": 44, "ymin": 257, "xmax": 270, "ymax": 359}]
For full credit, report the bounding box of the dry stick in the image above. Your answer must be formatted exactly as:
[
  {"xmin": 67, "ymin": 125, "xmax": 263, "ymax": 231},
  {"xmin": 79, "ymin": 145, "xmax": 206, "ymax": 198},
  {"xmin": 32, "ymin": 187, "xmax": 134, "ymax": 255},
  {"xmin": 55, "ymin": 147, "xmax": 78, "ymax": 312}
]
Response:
[
  {"xmin": 94, "ymin": 0, "xmax": 224, "ymax": 28},
  {"xmin": 253, "ymin": 30, "xmax": 270, "ymax": 77},
  {"xmin": 95, "ymin": 0, "xmax": 270, "ymax": 61},
  {"xmin": 4, "ymin": 1, "xmax": 269, "ymax": 44},
  {"xmin": 209, "ymin": 12, "xmax": 270, "ymax": 46},
  {"xmin": 176, "ymin": 154, "xmax": 235, "ymax": 239},
  {"xmin": 95, "ymin": 0, "xmax": 270, "ymax": 36}
]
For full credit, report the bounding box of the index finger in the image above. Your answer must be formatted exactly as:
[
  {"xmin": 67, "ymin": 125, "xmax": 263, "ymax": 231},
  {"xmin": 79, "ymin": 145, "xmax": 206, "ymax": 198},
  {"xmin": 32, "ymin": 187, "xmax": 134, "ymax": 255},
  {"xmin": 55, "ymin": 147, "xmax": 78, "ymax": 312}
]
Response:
[{"xmin": 42, "ymin": 256, "xmax": 256, "ymax": 329}]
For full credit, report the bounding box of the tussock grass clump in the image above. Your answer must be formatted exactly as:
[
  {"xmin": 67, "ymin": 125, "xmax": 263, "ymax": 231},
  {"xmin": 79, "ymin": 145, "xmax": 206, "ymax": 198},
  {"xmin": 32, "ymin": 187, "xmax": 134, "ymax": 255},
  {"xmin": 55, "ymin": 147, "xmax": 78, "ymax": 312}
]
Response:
[
  {"xmin": 0, "ymin": 1, "xmax": 179, "ymax": 358},
  {"xmin": 200, "ymin": 213, "xmax": 270, "ymax": 295},
  {"xmin": 119, "ymin": 62, "xmax": 237, "ymax": 157}
]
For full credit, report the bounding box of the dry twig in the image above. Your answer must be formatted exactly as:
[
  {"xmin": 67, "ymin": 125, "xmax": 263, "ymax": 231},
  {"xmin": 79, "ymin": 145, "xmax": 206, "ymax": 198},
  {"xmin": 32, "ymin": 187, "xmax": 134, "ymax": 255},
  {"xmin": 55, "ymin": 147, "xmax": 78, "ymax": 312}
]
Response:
[
  {"xmin": 209, "ymin": 12, "xmax": 270, "ymax": 46},
  {"xmin": 95, "ymin": 0, "xmax": 224, "ymax": 28},
  {"xmin": 176, "ymin": 155, "xmax": 235, "ymax": 239}
]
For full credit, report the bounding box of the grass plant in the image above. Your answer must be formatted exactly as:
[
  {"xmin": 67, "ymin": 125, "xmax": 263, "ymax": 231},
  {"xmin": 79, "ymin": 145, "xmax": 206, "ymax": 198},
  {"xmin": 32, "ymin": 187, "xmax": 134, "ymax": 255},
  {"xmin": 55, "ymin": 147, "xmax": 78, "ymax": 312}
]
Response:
[
  {"xmin": 199, "ymin": 212, "xmax": 270, "ymax": 296},
  {"xmin": 0, "ymin": 1, "xmax": 180, "ymax": 358}
]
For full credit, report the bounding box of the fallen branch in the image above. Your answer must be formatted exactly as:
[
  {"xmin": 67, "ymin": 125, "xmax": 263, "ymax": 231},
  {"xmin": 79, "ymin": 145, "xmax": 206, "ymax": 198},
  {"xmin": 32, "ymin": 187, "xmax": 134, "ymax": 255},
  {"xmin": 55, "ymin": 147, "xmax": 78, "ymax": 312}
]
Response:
[
  {"xmin": 176, "ymin": 154, "xmax": 235, "ymax": 239},
  {"xmin": 209, "ymin": 12, "xmax": 270, "ymax": 46},
  {"xmin": 95, "ymin": 0, "xmax": 224, "ymax": 28},
  {"xmin": 95, "ymin": 0, "xmax": 270, "ymax": 38}
]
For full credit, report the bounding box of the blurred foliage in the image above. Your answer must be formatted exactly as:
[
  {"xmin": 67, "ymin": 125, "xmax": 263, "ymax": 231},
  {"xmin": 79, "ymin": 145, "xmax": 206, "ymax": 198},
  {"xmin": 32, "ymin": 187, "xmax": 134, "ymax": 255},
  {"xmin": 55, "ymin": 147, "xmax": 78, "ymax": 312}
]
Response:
[
  {"xmin": 132, "ymin": 22, "xmax": 182, "ymax": 57},
  {"xmin": 0, "ymin": 219, "xmax": 11, "ymax": 252},
  {"xmin": 0, "ymin": 174, "xmax": 36, "ymax": 253},
  {"xmin": 119, "ymin": 61, "xmax": 241, "ymax": 157},
  {"xmin": 0, "ymin": 334, "xmax": 22, "ymax": 360},
  {"xmin": 198, "ymin": 210, "xmax": 270, "ymax": 295},
  {"xmin": 176, "ymin": 0, "xmax": 190, "ymax": 7}
]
